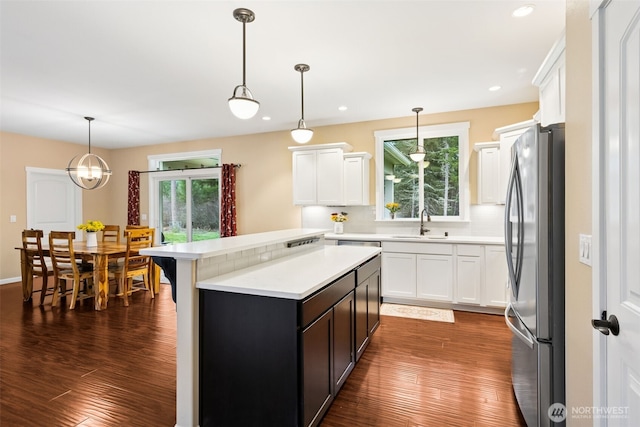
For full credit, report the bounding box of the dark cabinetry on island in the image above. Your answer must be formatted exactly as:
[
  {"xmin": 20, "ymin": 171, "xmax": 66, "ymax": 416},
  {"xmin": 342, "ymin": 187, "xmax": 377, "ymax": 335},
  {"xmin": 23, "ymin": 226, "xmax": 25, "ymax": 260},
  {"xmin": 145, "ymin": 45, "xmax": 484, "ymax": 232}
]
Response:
[
  {"xmin": 199, "ymin": 254, "xmax": 381, "ymax": 427},
  {"xmin": 355, "ymin": 254, "xmax": 381, "ymax": 360}
]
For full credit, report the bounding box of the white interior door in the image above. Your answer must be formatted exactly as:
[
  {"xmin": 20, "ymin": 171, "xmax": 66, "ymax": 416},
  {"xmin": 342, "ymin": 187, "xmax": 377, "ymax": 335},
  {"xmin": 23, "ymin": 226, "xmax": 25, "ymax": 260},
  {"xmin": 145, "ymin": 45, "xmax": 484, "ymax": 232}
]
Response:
[
  {"xmin": 26, "ymin": 167, "xmax": 82, "ymax": 240},
  {"xmin": 595, "ymin": 1, "xmax": 640, "ymax": 424}
]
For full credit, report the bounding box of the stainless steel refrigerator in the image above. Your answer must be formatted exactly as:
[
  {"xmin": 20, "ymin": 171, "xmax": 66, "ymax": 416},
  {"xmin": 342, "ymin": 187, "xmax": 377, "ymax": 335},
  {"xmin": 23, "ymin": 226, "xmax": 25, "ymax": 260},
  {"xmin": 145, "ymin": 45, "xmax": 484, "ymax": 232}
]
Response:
[{"xmin": 504, "ymin": 123, "xmax": 565, "ymax": 427}]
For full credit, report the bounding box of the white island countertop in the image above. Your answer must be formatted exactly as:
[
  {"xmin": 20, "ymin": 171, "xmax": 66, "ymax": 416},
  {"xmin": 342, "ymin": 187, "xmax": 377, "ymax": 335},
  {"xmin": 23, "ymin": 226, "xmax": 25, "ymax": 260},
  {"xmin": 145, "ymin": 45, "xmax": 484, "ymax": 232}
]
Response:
[
  {"xmin": 141, "ymin": 228, "xmax": 329, "ymax": 260},
  {"xmin": 197, "ymin": 245, "xmax": 381, "ymax": 300}
]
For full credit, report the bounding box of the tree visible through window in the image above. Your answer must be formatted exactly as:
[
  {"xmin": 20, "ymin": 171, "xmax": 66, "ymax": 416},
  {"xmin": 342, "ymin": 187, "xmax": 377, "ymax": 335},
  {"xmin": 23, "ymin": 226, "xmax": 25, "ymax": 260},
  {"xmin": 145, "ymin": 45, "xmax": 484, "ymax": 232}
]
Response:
[{"xmin": 375, "ymin": 122, "xmax": 468, "ymax": 221}]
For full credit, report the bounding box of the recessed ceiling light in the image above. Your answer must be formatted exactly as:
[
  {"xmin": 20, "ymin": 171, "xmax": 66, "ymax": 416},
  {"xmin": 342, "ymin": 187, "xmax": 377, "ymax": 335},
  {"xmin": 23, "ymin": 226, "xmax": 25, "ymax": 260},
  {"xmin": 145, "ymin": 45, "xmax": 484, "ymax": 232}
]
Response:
[
  {"xmin": 512, "ymin": 4, "xmax": 535, "ymax": 17},
  {"xmin": 489, "ymin": 85, "xmax": 502, "ymax": 92},
  {"xmin": 262, "ymin": 116, "xmax": 271, "ymax": 121},
  {"xmin": 338, "ymin": 106, "xmax": 348, "ymax": 111}
]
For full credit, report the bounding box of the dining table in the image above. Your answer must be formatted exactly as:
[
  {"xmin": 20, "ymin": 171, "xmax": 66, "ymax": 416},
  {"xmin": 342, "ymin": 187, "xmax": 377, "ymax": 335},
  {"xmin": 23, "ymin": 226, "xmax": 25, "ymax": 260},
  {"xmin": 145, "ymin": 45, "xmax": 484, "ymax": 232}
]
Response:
[{"xmin": 18, "ymin": 240, "xmax": 160, "ymax": 310}]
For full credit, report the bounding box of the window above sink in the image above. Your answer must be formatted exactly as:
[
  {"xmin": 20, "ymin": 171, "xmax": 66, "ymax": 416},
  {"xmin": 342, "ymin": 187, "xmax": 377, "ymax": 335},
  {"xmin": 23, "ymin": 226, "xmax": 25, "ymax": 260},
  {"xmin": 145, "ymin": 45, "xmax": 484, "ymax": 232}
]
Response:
[{"xmin": 374, "ymin": 121, "xmax": 470, "ymax": 222}]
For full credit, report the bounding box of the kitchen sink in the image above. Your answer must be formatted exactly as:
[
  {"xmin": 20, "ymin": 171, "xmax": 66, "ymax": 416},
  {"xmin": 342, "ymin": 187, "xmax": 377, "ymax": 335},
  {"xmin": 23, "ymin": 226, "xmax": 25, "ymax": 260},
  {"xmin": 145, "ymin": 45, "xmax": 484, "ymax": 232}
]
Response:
[{"xmin": 389, "ymin": 235, "xmax": 448, "ymax": 240}]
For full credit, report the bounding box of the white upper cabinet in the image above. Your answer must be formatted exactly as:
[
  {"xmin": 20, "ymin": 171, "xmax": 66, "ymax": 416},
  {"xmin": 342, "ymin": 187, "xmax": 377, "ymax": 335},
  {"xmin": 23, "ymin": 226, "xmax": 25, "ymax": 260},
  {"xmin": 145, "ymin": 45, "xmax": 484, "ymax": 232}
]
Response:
[
  {"xmin": 474, "ymin": 142, "xmax": 501, "ymax": 204},
  {"xmin": 533, "ymin": 31, "xmax": 566, "ymax": 127},
  {"xmin": 290, "ymin": 143, "xmax": 371, "ymax": 206},
  {"xmin": 290, "ymin": 143, "xmax": 352, "ymax": 205},
  {"xmin": 343, "ymin": 152, "xmax": 371, "ymax": 206}
]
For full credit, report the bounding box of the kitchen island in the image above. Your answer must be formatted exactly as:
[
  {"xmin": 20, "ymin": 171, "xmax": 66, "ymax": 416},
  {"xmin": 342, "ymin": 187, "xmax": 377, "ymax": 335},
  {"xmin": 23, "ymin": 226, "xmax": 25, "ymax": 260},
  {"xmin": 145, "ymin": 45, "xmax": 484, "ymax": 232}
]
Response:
[{"xmin": 141, "ymin": 229, "xmax": 381, "ymax": 427}]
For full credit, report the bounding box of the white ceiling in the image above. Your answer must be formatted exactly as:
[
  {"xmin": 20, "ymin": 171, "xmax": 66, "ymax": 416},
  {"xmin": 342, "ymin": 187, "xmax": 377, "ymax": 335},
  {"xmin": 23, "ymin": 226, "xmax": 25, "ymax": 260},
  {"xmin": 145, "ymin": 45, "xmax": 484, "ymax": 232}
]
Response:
[{"xmin": 0, "ymin": 0, "xmax": 565, "ymax": 149}]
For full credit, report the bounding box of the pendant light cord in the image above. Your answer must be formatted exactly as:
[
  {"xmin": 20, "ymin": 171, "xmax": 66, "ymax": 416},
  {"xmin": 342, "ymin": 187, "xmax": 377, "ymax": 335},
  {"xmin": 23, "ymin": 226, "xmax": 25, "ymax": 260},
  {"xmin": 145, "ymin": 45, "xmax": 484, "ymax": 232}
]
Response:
[
  {"xmin": 241, "ymin": 20, "xmax": 247, "ymax": 87},
  {"xmin": 300, "ymin": 70, "xmax": 305, "ymax": 120},
  {"xmin": 85, "ymin": 116, "xmax": 94, "ymax": 154}
]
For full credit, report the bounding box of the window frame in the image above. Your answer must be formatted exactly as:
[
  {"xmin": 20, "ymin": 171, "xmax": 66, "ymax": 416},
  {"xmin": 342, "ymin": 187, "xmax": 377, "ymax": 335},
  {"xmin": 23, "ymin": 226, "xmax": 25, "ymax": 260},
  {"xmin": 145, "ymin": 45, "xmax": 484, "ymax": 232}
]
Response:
[{"xmin": 374, "ymin": 121, "xmax": 470, "ymax": 222}]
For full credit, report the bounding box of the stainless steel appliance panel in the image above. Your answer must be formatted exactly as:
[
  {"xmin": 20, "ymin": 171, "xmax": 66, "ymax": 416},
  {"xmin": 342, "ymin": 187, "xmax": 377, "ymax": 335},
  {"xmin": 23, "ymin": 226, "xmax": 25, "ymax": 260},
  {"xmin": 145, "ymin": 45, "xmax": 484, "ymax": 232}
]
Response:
[{"xmin": 504, "ymin": 123, "xmax": 565, "ymax": 426}]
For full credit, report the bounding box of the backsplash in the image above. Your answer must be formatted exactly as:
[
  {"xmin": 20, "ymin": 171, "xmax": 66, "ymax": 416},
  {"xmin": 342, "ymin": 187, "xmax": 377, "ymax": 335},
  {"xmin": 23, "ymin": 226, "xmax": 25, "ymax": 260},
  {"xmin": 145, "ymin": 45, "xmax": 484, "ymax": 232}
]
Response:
[
  {"xmin": 197, "ymin": 236, "xmax": 325, "ymax": 280},
  {"xmin": 301, "ymin": 205, "xmax": 505, "ymax": 237}
]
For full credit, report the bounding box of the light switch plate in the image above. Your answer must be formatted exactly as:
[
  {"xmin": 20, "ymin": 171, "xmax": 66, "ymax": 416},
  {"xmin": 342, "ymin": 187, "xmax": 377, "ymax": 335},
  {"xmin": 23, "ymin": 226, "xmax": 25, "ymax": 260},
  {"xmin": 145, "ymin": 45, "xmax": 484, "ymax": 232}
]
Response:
[
  {"xmin": 579, "ymin": 234, "xmax": 592, "ymax": 266},
  {"xmin": 141, "ymin": 213, "xmax": 147, "ymax": 220},
  {"xmin": 9, "ymin": 215, "xmax": 16, "ymax": 223}
]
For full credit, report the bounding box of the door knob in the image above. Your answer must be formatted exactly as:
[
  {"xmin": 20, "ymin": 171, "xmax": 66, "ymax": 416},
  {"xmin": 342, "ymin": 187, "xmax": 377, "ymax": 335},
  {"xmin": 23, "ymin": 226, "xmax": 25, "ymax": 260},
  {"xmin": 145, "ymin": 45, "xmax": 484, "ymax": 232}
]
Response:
[{"xmin": 591, "ymin": 312, "xmax": 620, "ymax": 336}]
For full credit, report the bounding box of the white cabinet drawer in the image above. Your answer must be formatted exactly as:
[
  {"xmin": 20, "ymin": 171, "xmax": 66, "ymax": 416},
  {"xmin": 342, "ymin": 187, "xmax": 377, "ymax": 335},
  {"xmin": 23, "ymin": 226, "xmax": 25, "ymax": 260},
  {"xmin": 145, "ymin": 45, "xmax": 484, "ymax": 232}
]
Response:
[
  {"xmin": 456, "ymin": 244, "xmax": 483, "ymax": 256},
  {"xmin": 382, "ymin": 241, "xmax": 453, "ymax": 255}
]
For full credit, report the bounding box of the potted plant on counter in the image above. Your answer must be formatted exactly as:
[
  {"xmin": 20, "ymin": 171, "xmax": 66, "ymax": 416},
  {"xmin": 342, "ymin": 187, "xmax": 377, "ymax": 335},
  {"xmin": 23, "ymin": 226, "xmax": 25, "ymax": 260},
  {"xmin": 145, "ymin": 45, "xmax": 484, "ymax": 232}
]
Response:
[
  {"xmin": 385, "ymin": 202, "xmax": 400, "ymax": 219},
  {"xmin": 330, "ymin": 212, "xmax": 348, "ymax": 234}
]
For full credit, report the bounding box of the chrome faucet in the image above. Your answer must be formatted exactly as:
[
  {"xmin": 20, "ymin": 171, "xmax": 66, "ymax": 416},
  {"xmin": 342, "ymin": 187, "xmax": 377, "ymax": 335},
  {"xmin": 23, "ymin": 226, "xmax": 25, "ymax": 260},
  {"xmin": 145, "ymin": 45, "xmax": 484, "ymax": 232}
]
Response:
[{"xmin": 419, "ymin": 208, "xmax": 431, "ymax": 235}]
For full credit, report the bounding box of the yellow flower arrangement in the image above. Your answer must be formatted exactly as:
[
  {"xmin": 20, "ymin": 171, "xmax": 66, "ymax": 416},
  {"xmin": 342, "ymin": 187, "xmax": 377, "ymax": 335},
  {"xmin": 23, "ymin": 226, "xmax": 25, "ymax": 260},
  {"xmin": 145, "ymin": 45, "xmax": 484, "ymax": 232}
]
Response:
[
  {"xmin": 385, "ymin": 203, "xmax": 400, "ymax": 214},
  {"xmin": 330, "ymin": 212, "xmax": 349, "ymax": 222},
  {"xmin": 77, "ymin": 220, "xmax": 105, "ymax": 232}
]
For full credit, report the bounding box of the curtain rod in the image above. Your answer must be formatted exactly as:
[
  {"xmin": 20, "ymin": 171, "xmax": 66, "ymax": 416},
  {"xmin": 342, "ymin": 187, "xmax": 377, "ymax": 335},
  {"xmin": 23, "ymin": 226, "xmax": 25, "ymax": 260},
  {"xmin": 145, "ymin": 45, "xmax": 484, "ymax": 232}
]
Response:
[{"xmin": 136, "ymin": 164, "xmax": 241, "ymax": 174}]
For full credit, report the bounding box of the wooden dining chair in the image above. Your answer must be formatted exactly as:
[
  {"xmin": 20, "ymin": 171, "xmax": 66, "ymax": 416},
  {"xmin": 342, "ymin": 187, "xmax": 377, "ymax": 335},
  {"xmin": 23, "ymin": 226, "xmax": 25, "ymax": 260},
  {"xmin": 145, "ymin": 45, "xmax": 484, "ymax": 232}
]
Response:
[
  {"xmin": 21, "ymin": 229, "xmax": 55, "ymax": 304},
  {"xmin": 115, "ymin": 228, "xmax": 155, "ymax": 306},
  {"xmin": 48, "ymin": 231, "xmax": 94, "ymax": 309},
  {"xmin": 101, "ymin": 225, "xmax": 121, "ymax": 244}
]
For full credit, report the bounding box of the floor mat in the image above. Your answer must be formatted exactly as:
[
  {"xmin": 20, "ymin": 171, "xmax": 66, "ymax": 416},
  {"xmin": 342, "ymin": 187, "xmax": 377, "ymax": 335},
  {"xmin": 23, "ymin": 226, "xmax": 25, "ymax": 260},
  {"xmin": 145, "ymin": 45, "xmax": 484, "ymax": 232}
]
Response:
[{"xmin": 380, "ymin": 303, "xmax": 455, "ymax": 323}]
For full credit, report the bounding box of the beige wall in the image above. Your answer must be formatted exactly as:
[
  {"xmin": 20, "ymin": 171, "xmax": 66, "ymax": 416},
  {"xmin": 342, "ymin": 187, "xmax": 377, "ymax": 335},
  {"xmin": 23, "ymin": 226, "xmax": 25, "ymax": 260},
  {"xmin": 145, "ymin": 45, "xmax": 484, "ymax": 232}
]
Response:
[
  {"xmin": 565, "ymin": 0, "xmax": 593, "ymax": 423},
  {"xmin": 1, "ymin": 102, "xmax": 537, "ymax": 281}
]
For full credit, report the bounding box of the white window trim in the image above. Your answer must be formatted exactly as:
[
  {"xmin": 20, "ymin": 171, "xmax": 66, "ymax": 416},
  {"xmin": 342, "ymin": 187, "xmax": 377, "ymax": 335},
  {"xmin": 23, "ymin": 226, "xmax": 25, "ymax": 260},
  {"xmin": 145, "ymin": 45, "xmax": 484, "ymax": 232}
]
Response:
[
  {"xmin": 374, "ymin": 121, "xmax": 470, "ymax": 222},
  {"xmin": 147, "ymin": 150, "xmax": 222, "ymax": 243}
]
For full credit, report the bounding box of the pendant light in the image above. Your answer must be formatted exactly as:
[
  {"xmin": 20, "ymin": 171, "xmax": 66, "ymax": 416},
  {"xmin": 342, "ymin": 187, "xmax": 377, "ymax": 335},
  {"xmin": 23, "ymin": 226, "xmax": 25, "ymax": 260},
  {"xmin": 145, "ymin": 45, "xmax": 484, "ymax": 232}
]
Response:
[
  {"xmin": 66, "ymin": 117, "xmax": 112, "ymax": 190},
  {"xmin": 409, "ymin": 107, "xmax": 426, "ymax": 162},
  {"xmin": 291, "ymin": 63, "xmax": 313, "ymax": 144},
  {"xmin": 228, "ymin": 8, "xmax": 259, "ymax": 119}
]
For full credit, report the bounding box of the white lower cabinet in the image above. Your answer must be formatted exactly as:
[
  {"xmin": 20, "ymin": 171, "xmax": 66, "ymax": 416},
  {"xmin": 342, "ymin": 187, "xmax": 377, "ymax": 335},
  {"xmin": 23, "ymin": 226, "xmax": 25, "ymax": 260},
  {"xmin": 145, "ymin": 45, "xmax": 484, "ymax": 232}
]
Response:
[
  {"xmin": 455, "ymin": 245, "xmax": 483, "ymax": 305},
  {"xmin": 381, "ymin": 241, "xmax": 507, "ymax": 312},
  {"xmin": 417, "ymin": 254, "xmax": 453, "ymax": 301},
  {"xmin": 483, "ymin": 245, "xmax": 509, "ymax": 307},
  {"xmin": 381, "ymin": 252, "xmax": 416, "ymax": 298}
]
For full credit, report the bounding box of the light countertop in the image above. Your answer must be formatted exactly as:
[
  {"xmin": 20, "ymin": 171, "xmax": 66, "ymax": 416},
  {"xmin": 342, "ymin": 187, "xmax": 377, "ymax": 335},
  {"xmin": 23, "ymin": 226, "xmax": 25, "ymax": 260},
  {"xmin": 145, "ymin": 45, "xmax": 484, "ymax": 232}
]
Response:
[
  {"xmin": 140, "ymin": 228, "xmax": 329, "ymax": 260},
  {"xmin": 197, "ymin": 245, "xmax": 381, "ymax": 300},
  {"xmin": 324, "ymin": 232, "xmax": 504, "ymax": 245}
]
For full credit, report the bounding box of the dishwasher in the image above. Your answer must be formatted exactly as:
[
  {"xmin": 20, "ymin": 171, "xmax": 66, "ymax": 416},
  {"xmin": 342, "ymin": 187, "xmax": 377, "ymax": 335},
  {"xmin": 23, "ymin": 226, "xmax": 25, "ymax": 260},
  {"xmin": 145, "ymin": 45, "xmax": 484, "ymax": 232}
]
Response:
[{"xmin": 336, "ymin": 240, "xmax": 381, "ymax": 247}]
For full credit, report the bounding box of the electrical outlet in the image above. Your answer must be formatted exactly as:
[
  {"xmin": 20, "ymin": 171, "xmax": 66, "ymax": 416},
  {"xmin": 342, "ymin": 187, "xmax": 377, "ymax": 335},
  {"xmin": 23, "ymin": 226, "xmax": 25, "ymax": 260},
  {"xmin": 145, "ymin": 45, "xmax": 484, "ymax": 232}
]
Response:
[
  {"xmin": 579, "ymin": 234, "xmax": 592, "ymax": 266},
  {"xmin": 141, "ymin": 213, "xmax": 147, "ymax": 221},
  {"xmin": 9, "ymin": 215, "xmax": 16, "ymax": 223}
]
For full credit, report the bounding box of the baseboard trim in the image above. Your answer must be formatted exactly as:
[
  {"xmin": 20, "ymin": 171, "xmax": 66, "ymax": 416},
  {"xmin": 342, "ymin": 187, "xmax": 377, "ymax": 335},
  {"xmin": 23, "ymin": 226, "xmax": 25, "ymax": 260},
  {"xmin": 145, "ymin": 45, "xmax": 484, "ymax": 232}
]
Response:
[{"xmin": 0, "ymin": 277, "xmax": 21, "ymax": 286}]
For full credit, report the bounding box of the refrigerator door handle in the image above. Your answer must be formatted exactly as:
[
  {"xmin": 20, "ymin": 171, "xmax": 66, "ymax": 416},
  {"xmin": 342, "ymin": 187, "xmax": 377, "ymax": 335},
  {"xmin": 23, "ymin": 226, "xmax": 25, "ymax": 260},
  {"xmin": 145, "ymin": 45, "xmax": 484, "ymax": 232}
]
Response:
[
  {"xmin": 504, "ymin": 155, "xmax": 524, "ymax": 297},
  {"xmin": 504, "ymin": 304, "xmax": 535, "ymax": 349}
]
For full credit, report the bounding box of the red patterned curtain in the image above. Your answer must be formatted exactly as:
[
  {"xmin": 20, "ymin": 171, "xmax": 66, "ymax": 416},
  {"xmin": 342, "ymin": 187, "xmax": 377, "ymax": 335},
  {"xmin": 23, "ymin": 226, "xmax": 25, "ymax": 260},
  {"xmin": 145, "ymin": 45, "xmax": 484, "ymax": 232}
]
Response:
[
  {"xmin": 220, "ymin": 164, "xmax": 237, "ymax": 237},
  {"xmin": 128, "ymin": 171, "xmax": 140, "ymax": 225}
]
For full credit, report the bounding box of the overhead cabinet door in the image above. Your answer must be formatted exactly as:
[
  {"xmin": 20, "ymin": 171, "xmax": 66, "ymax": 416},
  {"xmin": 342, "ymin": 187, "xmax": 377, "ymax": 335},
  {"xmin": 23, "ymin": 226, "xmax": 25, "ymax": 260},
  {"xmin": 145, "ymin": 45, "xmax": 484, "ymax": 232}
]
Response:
[
  {"xmin": 316, "ymin": 148, "xmax": 344, "ymax": 205},
  {"xmin": 292, "ymin": 150, "xmax": 318, "ymax": 205}
]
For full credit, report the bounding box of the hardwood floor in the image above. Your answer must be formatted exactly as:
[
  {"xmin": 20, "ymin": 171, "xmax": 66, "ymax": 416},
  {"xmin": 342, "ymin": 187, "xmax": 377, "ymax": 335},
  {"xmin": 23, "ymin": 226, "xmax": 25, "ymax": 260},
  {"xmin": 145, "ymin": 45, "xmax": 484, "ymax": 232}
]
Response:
[
  {"xmin": 322, "ymin": 310, "xmax": 526, "ymax": 427},
  {"xmin": 0, "ymin": 280, "xmax": 525, "ymax": 426}
]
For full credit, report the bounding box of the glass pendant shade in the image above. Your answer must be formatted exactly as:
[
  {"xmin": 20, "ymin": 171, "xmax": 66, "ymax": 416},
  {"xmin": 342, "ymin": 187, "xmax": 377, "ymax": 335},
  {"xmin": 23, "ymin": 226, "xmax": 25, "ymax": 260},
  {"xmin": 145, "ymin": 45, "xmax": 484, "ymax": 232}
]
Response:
[
  {"xmin": 291, "ymin": 119, "xmax": 313, "ymax": 144},
  {"xmin": 409, "ymin": 147, "xmax": 426, "ymax": 162},
  {"xmin": 228, "ymin": 85, "xmax": 260, "ymax": 119},
  {"xmin": 66, "ymin": 117, "xmax": 112, "ymax": 190}
]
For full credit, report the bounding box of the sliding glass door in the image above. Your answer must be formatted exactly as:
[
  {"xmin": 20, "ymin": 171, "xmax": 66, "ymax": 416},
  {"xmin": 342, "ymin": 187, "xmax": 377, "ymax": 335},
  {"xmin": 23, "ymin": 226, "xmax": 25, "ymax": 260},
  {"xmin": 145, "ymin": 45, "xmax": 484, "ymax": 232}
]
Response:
[{"xmin": 151, "ymin": 169, "xmax": 220, "ymax": 244}]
